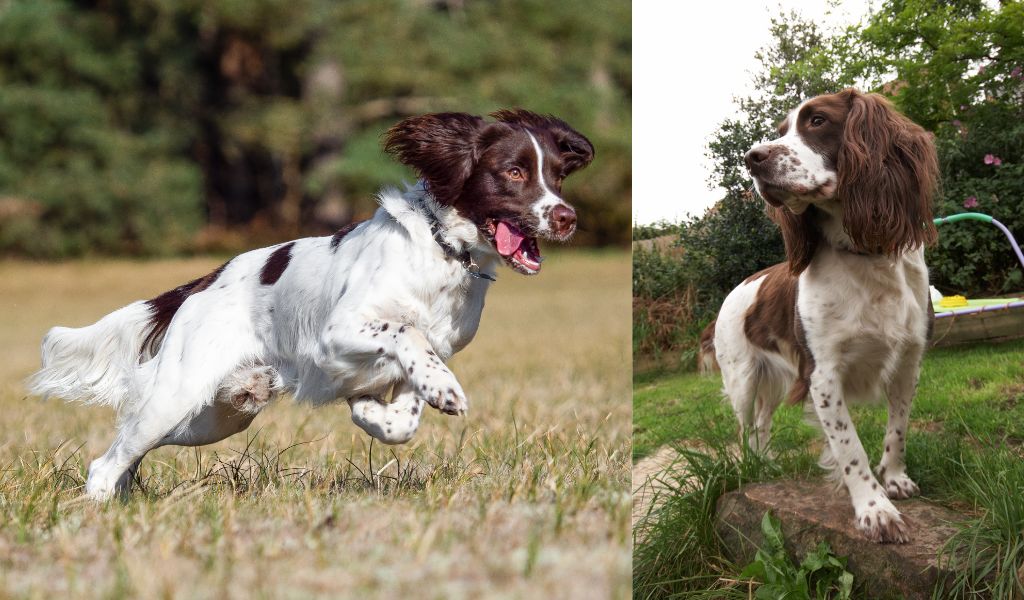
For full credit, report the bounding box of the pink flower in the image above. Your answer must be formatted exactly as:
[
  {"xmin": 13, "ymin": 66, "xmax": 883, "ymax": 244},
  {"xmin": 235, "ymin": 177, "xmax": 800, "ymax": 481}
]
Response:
[
  {"xmin": 1012, "ymin": 66, "xmax": 1022, "ymax": 79},
  {"xmin": 984, "ymin": 154, "xmax": 1003, "ymax": 166},
  {"xmin": 963, "ymin": 196, "xmax": 979, "ymax": 209}
]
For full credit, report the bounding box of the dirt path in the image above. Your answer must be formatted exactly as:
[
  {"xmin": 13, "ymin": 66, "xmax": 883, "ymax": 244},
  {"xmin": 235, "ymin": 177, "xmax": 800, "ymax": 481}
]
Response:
[{"xmin": 631, "ymin": 445, "xmax": 683, "ymax": 531}]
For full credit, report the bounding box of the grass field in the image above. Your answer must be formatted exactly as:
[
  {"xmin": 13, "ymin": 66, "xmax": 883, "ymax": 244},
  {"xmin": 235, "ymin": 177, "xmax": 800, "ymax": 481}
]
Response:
[
  {"xmin": 633, "ymin": 338, "xmax": 1024, "ymax": 598},
  {"xmin": 0, "ymin": 251, "xmax": 631, "ymax": 599}
]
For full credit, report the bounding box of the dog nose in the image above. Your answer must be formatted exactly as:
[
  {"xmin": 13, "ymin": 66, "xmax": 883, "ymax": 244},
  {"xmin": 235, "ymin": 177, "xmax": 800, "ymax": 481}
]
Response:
[
  {"xmin": 744, "ymin": 146, "xmax": 774, "ymax": 172},
  {"xmin": 550, "ymin": 203, "xmax": 577, "ymax": 237}
]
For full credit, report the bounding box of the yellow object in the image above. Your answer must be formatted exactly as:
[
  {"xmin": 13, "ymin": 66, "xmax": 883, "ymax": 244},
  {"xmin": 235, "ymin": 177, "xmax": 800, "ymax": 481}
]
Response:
[{"xmin": 939, "ymin": 295, "xmax": 969, "ymax": 308}]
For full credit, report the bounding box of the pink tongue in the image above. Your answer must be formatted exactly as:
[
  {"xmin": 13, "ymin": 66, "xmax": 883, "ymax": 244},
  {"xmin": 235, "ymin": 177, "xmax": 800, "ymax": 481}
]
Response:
[{"xmin": 495, "ymin": 221, "xmax": 525, "ymax": 256}]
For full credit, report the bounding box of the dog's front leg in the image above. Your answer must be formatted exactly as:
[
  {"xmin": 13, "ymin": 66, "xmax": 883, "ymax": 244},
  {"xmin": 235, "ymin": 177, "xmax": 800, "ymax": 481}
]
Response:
[
  {"xmin": 876, "ymin": 347, "xmax": 924, "ymax": 499},
  {"xmin": 810, "ymin": 367, "xmax": 910, "ymax": 543},
  {"xmin": 324, "ymin": 318, "xmax": 468, "ymax": 415}
]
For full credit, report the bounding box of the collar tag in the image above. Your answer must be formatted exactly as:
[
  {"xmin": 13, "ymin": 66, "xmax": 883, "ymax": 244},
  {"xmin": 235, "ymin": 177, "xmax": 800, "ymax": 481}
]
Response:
[
  {"xmin": 422, "ymin": 200, "xmax": 495, "ymax": 282},
  {"xmin": 466, "ymin": 261, "xmax": 497, "ymax": 282}
]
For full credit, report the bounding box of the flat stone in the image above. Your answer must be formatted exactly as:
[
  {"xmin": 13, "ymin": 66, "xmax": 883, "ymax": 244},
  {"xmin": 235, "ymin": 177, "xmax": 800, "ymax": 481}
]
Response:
[{"xmin": 716, "ymin": 480, "xmax": 968, "ymax": 599}]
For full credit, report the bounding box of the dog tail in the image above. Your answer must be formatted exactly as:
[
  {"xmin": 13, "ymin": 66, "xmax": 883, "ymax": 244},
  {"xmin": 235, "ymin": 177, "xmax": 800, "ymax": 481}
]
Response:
[
  {"xmin": 28, "ymin": 301, "xmax": 153, "ymax": 412},
  {"xmin": 697, "ymin": 319, "xmax": 719, "ymax": 375}
]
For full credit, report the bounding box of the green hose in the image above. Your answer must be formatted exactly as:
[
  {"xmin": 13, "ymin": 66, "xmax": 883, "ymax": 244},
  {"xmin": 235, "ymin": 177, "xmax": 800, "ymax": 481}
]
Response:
[{"xmin": 933, "ymin": 212, "xmax": 993, "ymax": 225}]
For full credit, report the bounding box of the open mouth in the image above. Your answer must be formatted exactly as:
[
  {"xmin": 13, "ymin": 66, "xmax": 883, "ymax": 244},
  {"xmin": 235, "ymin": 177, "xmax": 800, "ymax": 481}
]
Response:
[{"xmin": 486, "ymin": 220, "xmax": 543, "ymax": 275}]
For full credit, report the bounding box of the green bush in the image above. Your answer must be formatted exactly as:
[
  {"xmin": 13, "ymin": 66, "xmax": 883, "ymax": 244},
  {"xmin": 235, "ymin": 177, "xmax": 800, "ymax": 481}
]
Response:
[{"xmin": 927, "ymin": 103, "xmax": 1024, "ymax": 296}]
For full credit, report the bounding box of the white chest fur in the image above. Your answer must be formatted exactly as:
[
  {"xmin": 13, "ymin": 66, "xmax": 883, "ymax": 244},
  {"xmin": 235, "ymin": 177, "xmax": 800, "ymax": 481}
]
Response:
[{"xmin": 797, "ymin": 246, "xmax": 929, "ymax": 399}]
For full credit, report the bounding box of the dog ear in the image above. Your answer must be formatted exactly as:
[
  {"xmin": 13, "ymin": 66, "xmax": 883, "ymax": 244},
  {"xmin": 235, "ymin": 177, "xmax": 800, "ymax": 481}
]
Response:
[
  {"xmin": 837, "ymin": 90, "xmax": 938, "ymax": 255},
  {"xmin": 490, "ymin": 109, "xmax": 595, "ymax": 176},
  {"xmin": 383, "ymin": 113, "xmax": 487, "ymax": 205},
  {"xmin": 767, "ymin": 204, "xmax": 820, "ymax": 275}
]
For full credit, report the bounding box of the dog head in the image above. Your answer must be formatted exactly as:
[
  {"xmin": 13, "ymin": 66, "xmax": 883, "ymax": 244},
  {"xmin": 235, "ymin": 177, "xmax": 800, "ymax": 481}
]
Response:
[
  {"xmin": 744, "ymin": 88, "xmax": 938, "ymax": 272},
  {"xmin": 383, "ymin": 109, "xmax": 594, "ymax": 275}
]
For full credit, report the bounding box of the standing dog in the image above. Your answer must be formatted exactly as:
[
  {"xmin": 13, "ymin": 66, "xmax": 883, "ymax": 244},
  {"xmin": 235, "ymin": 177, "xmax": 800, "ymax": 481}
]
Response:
[
  {"xmin": 30, "ymin": 110, "xmax": 594, "ymax": 501},
  {"xmin": 706, "ymin": 89, "xmax": 938, "ymax": 543}
]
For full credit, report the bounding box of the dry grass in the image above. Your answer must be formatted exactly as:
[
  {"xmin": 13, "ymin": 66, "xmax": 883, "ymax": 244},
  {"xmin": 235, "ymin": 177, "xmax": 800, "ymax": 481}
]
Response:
[{"xmin": 0, "ymin": 251, "xmax": 631, "ymax": 599}]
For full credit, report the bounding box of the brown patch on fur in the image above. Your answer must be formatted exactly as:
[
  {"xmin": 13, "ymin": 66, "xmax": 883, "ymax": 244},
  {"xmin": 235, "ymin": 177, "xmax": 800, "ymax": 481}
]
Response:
[
  {"xmin": 834, "ymin": 89, "xmax": 939, "ymax": 255},
  {"xmin": 142, "ymin": 260, "xmax": 231, "ymax": 358},
  {"xmin": 743, "ymin": 263, "xmax": 815, "ymax": 404},
  {"xmin": 330, "ymin": 221, "xmax": 363, "ymax": 251},
  {"xmin": 260, "ymin": 242, "xmax": 295, "ymax": 285},
  {"xmin": 767, "ymin": 204, "xmax": 822, "ymax": 275}
]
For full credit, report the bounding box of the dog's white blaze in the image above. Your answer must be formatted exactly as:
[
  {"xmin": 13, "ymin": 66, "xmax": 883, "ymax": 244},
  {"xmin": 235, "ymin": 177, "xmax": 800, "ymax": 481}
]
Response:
[{"xmin": 527, "ymin": 132, "xmax": 566, "ymax": 234}]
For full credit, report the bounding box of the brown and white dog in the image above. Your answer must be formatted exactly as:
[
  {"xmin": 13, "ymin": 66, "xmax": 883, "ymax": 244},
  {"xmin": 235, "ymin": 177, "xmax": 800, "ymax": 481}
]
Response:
[
  {"xmin": 30, "ymin": 110, "xmax": 593, "ymax": 500},
  {"xmin": 705, "ymin": 89, "xmax": 938, "ymax": 543}
]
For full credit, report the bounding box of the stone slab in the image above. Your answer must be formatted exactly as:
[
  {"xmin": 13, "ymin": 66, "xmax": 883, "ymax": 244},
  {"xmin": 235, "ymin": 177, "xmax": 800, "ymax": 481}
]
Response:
[{"xmin": 716, "ymin": 480, "xmax": 969, "ymax": 599}]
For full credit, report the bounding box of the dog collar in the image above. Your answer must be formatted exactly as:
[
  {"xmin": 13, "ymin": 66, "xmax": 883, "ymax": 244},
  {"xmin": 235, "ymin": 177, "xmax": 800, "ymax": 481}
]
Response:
[{"xmin": 421, "ymin": 204, "xmax": 496, "ymax": 282}]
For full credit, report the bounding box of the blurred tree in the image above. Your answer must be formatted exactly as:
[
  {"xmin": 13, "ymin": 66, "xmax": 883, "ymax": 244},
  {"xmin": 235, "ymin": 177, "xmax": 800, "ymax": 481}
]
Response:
[{"xmin": 0, "ymin": 0, "xmax": 631, "ymax": 257}]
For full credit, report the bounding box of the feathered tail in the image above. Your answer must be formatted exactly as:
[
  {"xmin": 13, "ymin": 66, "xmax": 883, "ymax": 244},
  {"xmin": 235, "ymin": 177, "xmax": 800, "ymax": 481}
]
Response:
[
  {"xmin": 697, "ymin": 319, "xmax": 719, "ymax": 375},
  {"xmin": 28, "ymin": 301, "xmax": 153, "ymax": 413}
]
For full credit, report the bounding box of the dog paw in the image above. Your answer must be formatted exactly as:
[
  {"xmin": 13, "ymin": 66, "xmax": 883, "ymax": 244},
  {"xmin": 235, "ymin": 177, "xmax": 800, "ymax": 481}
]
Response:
[
  {"xmin": 348, "ymin": 396, "xmax": 420, "ymax": 444},
  {"xmin": 85, "ymin": 462, "xmax": 117, "ymax": 501},
  {"xmin": 411, "ymin": 362, "xmax": 468, "ymax": 415},
  {"xmin": 875, "ymin": 466, "xmax": 920, "ymax": 499},
  {"xmin": 855, "ymin": 499, "xmax": 910, "ymax": 544},
  {"xmin": 425, "ymin": 381, "xmax": 468, "ymax": 415}
]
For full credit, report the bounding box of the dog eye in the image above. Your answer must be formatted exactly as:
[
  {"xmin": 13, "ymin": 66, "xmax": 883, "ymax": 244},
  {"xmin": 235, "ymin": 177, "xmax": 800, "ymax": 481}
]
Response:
[
  {"xmin": 810, "ymin": 115, "xmax": 827, "ymax": 127},
  {"xmin": 506, "ymin": 167, "xmax": 524, "ymax": 180}
]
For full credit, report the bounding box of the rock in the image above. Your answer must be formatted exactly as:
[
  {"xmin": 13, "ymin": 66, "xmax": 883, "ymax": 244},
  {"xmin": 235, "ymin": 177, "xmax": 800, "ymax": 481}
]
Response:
[{"xmin": 716, "ymin": 480, "xmax": 968, "ymax": 599}]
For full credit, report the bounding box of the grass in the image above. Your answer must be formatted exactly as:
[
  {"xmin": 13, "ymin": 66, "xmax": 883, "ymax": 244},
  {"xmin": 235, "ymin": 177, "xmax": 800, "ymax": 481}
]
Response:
[
  {"xmin": 633, "ymin": 339, "xmax": 1024, "ymax": 598},
  {"xmin": 0, "ymin": 250, "xmax": 631, "ymax": 599}
]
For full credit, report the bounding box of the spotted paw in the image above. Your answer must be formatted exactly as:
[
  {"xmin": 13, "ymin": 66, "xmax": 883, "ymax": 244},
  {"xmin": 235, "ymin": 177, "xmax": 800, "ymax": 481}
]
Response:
[
  {"xmin": 410, "ymin": 359, "xmax": 468, "ymax": 415},
  {"xmin": 875, "ymin": 466, "xmax": 920, "ymax": 499},
  {"xmin": 348, "ymin": 396, "xmax": 420, "ymax": 444},
  {"xmin": 855, "ymin": 498, "xmax": 910, "ymax": 544}
]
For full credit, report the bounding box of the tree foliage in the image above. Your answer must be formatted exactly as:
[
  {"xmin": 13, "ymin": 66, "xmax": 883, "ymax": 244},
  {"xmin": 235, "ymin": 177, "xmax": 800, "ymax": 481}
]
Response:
[{"xmin": 0, "ymin": 0, "xmax": 632, "ymax": 257}]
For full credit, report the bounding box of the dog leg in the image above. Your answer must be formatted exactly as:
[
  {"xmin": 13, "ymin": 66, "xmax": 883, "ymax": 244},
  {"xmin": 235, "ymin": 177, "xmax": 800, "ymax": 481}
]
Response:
[
  {"xmin": 157, "ymin": 365, "xmax": 280, "ymax": 447},
  {"xmin": 324, "ymin": 318, "xmax": 467, "ymax": 415},
  {"xmin": 113, "ymin": 456, "xmax": 144, "ymax": 496},
  {"xmin": 750, "ymin": 393, "xmax": 781, "ymax": 455},
  {"xmin": 876, "ymin": 349, "xmax": 923, "ymax": 500},
  {"xmin": 810, "ymin": 367, "xmax": 909, "ymax": 543},
  {"xmin": 349, "ymin": 381, "xmax": 424, "ymax": 445},
  {"xmin": 88, "ymin": 365, "xmax": 279, "ymax": 500},
  {"xmin": 722, "ymin": 362, "xmax": 767, "ymax": 452}
]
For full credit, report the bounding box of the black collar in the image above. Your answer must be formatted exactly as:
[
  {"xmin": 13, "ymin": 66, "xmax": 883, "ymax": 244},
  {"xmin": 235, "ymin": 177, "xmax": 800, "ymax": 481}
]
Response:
[{"xmin": 421, "ymin": 203, "xmax": 496, "ymax": 282}]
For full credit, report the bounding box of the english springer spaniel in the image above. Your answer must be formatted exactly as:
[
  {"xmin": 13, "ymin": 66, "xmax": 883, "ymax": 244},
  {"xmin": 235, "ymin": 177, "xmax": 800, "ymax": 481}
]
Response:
[
  {"xmin": 30, "ymin": 109, "xmax": 594, "ymax": 501},
  {"xmin": 706, "ymin": 89, "xmax": 939, "ymax": 543}
]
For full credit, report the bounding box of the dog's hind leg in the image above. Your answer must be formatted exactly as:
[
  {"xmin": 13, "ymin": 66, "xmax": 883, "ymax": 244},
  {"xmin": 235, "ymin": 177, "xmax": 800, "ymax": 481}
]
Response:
[
  {"xmin": 349, "ymin": 380, "xmax": 424, "ymax": 445},
  {"xmin": 85, "ymin": 301, "xmax": 267, "ymax": 501},
  {"xmin": 720, "ymin": 357, "xmax": 763, "ymax": 452},
  {"xmin": 106, "ymin": 367, "xmax": 279, "ymax": 497},
  {"xmin": 113, "ymin": 457, "xmax": 144, "ymax": 496}
]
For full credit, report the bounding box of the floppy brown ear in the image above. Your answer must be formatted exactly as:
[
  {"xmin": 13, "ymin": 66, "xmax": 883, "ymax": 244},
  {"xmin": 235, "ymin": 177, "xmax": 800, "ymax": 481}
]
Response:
[
  {"xmin": 383, "ymin": 113, "xmax": 487, "ymax": 205},
  {"xmin": 768, "ymin": 204, "xmax": 820, "ymax": 275},
  {"xmin": 836, "ymin": 90, "xmax": 938, "ymax": 255},
  {"xmin": 490, "ymin": 109, "xmax": 595, "ymax": 175}
]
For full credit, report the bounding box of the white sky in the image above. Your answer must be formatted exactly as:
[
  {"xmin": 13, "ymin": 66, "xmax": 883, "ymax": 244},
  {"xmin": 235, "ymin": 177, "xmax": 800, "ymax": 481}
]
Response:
[{"xmin": 632, "ymin": 0, "xmax": 874, "ymax": 225}]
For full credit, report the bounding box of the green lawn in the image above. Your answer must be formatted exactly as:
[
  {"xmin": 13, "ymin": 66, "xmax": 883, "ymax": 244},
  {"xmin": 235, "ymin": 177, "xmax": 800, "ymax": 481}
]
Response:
[{"xmin": 634, "ymin": 339, "xmax": 1024, "ymax": 475}]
